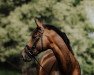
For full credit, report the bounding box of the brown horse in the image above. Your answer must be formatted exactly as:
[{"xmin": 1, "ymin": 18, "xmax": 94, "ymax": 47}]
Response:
[{"xmin": 22, "ymin": 18, "xmax": 81, "ymax": 75}]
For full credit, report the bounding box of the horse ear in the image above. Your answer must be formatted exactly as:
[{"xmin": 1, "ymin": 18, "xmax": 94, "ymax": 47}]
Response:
[{"xmin": 34, "ymin": 18, "xmax": 44, "ymax": 29}]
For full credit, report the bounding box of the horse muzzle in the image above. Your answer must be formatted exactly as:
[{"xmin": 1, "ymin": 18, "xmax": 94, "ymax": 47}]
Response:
[{"xmin": 21, "ymin": 49, "xmax": 31, "ymax": 62}]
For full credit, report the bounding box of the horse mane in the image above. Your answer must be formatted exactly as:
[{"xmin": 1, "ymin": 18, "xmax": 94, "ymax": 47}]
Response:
[{"xmin": 45, "ymin": 24, "xmax": 74, "ymax": 55}]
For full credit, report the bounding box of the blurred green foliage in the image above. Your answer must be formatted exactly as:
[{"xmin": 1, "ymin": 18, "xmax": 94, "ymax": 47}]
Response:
[
  {"xmin": 0, "ymin": 0, "xmax": 94, "ymax": 75},
  {"xmin": 0, "ymin": 69, "xmax": 20, "ymax": 75}
]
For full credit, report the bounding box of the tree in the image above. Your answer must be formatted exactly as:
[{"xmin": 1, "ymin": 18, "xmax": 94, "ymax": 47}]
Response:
[{"xmin": 0, "ymin": 0, "xmax": 94, "ymax": 75}]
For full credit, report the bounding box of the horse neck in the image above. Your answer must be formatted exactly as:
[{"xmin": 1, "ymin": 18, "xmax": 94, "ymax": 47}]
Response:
[{"xmin": 49, "ymin": 31, "xmax": 72, "ymax": 71}]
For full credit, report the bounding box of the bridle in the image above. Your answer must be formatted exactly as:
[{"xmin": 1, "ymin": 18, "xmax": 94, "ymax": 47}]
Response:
[
  {"xmin": 23, "ymin": 29, "xmax": 55, "ymax": 75},
  {"xmin": 25, "ymin": 29, "xmax": 44, "ymax": 57}
]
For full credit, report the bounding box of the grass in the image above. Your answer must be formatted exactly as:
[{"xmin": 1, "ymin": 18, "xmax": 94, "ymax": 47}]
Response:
[{"xmin": 0, "ymin": 69, "xmax": 21, "ymax": 75}]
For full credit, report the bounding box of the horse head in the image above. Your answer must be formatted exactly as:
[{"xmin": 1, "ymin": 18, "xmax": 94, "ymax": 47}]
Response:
[{"xmin": 21, "ymin": 18, "xmax": 52, "ymax": 61}]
